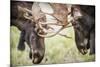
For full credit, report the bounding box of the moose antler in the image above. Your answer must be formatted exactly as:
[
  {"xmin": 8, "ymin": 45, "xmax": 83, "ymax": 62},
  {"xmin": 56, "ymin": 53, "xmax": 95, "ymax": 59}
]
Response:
[
  {"xmin": 37, "ymin": 3, "xmax": 71, "ymax": 37},
  {"xmin": 48, "ymin": 3, "xmax": 69, "ymax": 25},
  {"xmin": 18, "ymin": 3, "xmax": 72, "ymax": 38}
]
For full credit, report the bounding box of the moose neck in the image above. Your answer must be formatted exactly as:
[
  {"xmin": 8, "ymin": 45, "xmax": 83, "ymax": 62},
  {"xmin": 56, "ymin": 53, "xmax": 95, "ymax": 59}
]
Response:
[{"xmin": 11, "ymin": 18, "xmax": 29, "ymax": 31}]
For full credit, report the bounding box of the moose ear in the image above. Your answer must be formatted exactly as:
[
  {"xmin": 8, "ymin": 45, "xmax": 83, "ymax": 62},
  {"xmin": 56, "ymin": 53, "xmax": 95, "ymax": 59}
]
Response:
[
  {"xmin": 17, "ymin": 31, "xmax": 25, "ymax": 51},
  {"xmin": 71, "ymin": 6, "xmax": 82, "ymax": 19}
]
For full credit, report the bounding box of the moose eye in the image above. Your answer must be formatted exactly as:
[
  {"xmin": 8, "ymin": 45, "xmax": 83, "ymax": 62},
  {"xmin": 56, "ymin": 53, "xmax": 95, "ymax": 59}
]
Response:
[
  {"xmin": 30, "ymin": 33, "xmax": 35, "ymax": 41},
  {"xmin": 32, "ymin": 36, "xmax": 34, "ymax": 39},
  {"xmin": 31, "ymin": 36, "xmax": 36, "ymax": 40}
]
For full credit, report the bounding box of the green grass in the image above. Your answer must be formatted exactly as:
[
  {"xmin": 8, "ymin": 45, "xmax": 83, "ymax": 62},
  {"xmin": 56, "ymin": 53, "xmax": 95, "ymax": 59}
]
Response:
[{"xmin": 10, "ymin": 26, "xmax": 95, "ymax": 66}]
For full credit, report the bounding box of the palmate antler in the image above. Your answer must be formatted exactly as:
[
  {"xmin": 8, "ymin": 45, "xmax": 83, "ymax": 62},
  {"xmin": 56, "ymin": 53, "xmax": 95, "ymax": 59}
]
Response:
[
  {"xmin": 37, "ymin": 3, "xmax": 71, "ymax": 37},
  {"xmin": 18, "ymin": 2, "xmax": 72, "ymax": 38}
]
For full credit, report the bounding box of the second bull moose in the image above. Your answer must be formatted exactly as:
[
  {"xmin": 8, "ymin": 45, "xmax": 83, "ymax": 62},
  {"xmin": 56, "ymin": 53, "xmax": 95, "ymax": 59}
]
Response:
[
  {"xmin": 71, "ymin": 5, "xmax": 95, "ymax": 55},
  {"xmin": 11, "ymin": 1, "xmax": 95, "ymax": 64}
]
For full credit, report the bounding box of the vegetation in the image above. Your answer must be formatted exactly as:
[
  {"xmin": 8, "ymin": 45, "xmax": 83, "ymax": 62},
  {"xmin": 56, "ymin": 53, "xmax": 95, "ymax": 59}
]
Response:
[{"xmin": 10, "ymin": 26, "xmax": 95, "ymax": 66}]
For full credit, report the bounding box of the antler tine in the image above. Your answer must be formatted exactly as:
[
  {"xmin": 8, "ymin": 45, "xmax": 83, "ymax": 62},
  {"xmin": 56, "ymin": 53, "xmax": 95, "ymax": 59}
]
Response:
[
  {"xmin": 37, "ymin": 26, "xmax": 65, "ymax": 38},
  {"xmin": 23, "ymin": 13, "xmax": 33, "ymax": 20},
  {"xmin": 17, "ymin": 5, "xmax": 32, "ymax": 14},
  {"xmin": 17, "ymin": 5, "xmax": 34, "ymax": 21},
  {"xmin": 58, "ymin": 33, "xmax": 72, "ymax": 39},
  {"xmin": 39, "ymin": 17, "xmax": 70, "ymax": 26},
  {"xmin": 36, "ymin": 3, "xmax": 73, "ymax": 38}
]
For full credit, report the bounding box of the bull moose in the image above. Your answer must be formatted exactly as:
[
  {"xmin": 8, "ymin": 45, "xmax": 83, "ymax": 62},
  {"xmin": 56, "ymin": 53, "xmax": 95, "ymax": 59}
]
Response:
[
  {"xmin": 11, "ymin": 1, "xmax": 46, "ymax": 64},
  {"xmin": 71, "ymin": 5, "xmax": 95, "ymax": 55},
  {"xmin": 11, "ymin": 1, "xmax": 71, "ymax": 64}
]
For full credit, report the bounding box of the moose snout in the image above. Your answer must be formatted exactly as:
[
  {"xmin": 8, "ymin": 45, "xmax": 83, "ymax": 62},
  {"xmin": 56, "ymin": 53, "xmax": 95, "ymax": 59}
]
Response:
[
  {"xmin": 80, "ymin": 48, "xmax": 87, "ymax": 55},
  {"xmin": 33, "ymin": 50, "xmax": 40, "ymax": 58},
  {"xmin": 29, "ymin": 50, "xmax": 44, "ymax": 64}
]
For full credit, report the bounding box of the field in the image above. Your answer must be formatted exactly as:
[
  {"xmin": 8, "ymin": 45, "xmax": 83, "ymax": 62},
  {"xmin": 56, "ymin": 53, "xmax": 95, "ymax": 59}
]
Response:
[{"xmin": 10, "ymin": 25, "xmax": 95, "ymax": 66}]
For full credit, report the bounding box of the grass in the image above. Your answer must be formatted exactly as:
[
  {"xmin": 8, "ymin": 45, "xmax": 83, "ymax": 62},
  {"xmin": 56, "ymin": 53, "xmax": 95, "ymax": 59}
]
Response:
[{"xmin": 10, "ymin": 26, "xmax": 95, "ymax": 66}]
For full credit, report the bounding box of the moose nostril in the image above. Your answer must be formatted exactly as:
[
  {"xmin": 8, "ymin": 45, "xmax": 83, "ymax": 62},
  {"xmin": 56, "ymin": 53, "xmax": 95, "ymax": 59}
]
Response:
[
  {"xmin": 33, "ymin": 50, "xmax": 40, "ymax": 57},
  {"xmin": 32, "ymin": 50, "xmax": 41, "ymax": 64},
  {"xmin": 34, "ymin": 50, "xmax": 38, "ymax": 54},
  {"xmin": 80, "ymin": 49, "xmax": 87, "ymax": 55}
]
